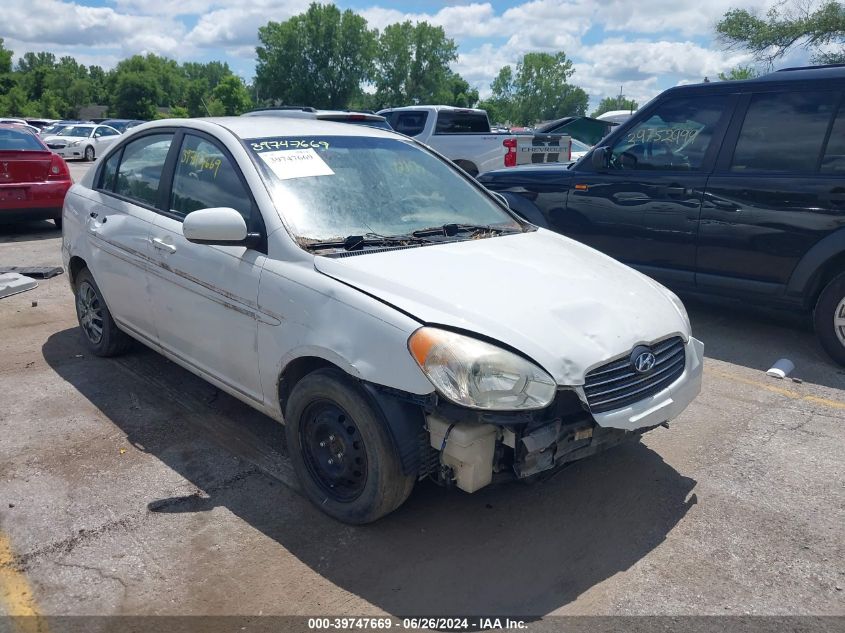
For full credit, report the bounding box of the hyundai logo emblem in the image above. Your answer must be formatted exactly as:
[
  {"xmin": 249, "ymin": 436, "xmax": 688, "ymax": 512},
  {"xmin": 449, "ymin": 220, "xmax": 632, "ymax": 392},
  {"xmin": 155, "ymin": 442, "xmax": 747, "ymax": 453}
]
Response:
[{"xmin": 631, "ymin": 348, "xmax": 657, "ymax": 373}]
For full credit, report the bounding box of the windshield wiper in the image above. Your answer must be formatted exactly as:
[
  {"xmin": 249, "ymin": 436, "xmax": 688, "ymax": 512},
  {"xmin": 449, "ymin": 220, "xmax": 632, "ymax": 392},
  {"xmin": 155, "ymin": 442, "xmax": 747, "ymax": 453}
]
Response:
[
  {"xmin": 302, "ymin": 233, "xmax": 433, "ymax": 252},
  {"xmin": 411, "ymin": 223, "xmax": 519, "ymax": 238}
]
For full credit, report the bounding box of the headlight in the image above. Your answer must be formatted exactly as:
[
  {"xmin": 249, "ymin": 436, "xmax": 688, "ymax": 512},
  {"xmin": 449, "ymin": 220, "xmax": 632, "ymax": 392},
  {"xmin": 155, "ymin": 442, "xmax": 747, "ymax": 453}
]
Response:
[
  {"xmin": 666, "ymin": 290, "xmax": 691, "ymax": 332},
  {"xmin": 408, "ymin": 327, "xmax": 556, "ymax": 410},
  {"xmin": 68, "ymin": 140, "xmax": 82, "ymax": 146}
]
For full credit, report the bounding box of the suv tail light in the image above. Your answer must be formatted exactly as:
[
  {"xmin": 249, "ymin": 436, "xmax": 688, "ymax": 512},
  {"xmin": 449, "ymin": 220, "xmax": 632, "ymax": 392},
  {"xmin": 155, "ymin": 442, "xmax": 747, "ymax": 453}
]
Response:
[
  {"xmin": 47, "ymin": 153, "xmax": 70, "ymax": 181},
  {"xmin": 503, "ymin": 138, "xmax": 517, "ymax": 167}
]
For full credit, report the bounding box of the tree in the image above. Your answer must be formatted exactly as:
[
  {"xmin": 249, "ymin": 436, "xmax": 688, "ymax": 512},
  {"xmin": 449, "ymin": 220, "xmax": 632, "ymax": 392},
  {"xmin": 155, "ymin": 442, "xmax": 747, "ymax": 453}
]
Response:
[
  {"xmin": 718, "ymin": 65, "xmax": 759, "ymax": 80},
  {"xmin": 111, "ymin": 71, "xmax": 163, "ymax": 119},
  {"xmin": 0, "ymin": 38, "xmax": 12, "ymax": 75},
  {"xmin": 373, "ymin": 21, "xmax": 458, "ymax": 108},
  {"xmin": 716, "ymin": 1, "xmax": 845, "ymax": 64},
  {"xmin": 255, "ymin": 3, "xmax": 376, "ymax": 109},
  {"xmin": 484, "ymin": 52, "xmax": 588, "ymax": 125},
  {"xmin": 443, "ymin": 72, "xmax": 479, "ymax": 108},
  {"xmin": 212, "ymin": 75, "xmax": 252, "ymax": 115},
  {"xmin": 591, "ymin": 95, "xmax": 638, "ymax": 118}
]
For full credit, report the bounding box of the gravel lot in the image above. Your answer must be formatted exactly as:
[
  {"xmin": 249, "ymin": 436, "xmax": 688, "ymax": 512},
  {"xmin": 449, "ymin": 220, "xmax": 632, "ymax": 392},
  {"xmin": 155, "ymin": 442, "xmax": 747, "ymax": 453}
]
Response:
[{"xmin": 0, "ymin": 161, "xmax": 843, "ymax": 621}]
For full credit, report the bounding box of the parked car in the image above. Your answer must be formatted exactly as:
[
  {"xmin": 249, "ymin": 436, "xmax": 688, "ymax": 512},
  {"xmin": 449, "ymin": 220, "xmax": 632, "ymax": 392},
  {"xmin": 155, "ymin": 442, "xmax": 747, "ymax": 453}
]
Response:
[
  {"xmin": 378, "ymin": 105, "xmax": 570, "ymax": 176},
  {"xmin": 42, "ymin": 123, "xmax": 121, "ymax": 161},
  {"xmin": 478, "ymin": 64, "xmax": 845, "ymax": 365},
  {"xmin": 100, "ymin": 119, "xmax": 145, "ymax": 133},
  {"xmin": 0, "ymin": 124, "xmax": 72, "ymax": 228},
  {"xmin": 243, "ymin": 107, "xmax": 391, "ymax": 130},
  {"xmin": 26, "ymin": 119, "xmax": 59, "ymax": 130},
  {"xmin": 62, "ymin": 116, "xmax": 702, "ymax": 523},
  {"xmin": 39, "ymin": 120, "xmax": 89, "ymax": 137},
  {"xmin": 596, "ymin": 109, "xmax": 636, "ymax": 125}
]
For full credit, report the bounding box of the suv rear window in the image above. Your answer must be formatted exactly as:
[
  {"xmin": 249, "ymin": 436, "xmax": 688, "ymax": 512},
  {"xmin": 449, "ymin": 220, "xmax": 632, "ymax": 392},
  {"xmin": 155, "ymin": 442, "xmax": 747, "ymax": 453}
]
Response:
[
  {"xmin": 731, "ymin": 91, "xmax": 839, "ymax": 173},
  {"xmin": 434, "ymin": 111, "xmax": 490, "ymax": 134}
]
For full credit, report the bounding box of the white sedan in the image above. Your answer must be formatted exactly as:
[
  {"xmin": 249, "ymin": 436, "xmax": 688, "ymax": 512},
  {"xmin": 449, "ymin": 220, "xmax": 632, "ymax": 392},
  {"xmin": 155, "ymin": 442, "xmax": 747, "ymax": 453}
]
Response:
[
  {"xmin": 62, "ymin": 117, "xmax": 702, "ymax": 523},
  {"xmin": 43, "ymin": 124, "xmax": 121, "ymax": 161}
]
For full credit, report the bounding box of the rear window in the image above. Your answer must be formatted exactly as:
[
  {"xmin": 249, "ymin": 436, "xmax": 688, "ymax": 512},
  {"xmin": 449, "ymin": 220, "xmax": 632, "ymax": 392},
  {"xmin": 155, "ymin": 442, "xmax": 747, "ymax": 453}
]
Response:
[
  {"xmin": 731, "ymin": 91, "xmax": 839, "ymax": 173},
  {"xmin": 388, "ymin": 111, "xmax": 428, "ymax": 136},
  {"xmin": 0, "ymin": 128, "xmax": 45, "ymax": 151},
  {"xmin": 434, "ymin": 111, "xmax": 490, "ymax": 134}
]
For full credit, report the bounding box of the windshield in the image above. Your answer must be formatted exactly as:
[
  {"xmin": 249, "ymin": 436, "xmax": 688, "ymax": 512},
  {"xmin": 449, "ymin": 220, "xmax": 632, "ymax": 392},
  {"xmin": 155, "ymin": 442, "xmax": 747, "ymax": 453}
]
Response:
[
  {"xmin": 247, "ymin": 135, "xmax": 522, "ymax": 245},
  {"xmin": 58, "ymin": 126, "xmax": 93, "ymax": 138},
  {"xmin": 42, "ymin": 124, "xmax": 68, "ymax": 136}
]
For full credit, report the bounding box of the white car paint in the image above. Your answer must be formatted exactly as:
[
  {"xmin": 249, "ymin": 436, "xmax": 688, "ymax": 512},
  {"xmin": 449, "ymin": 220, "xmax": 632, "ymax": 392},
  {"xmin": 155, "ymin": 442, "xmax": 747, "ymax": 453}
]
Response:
[
  {"xmin": 43, "ymin": 124, "xmax": 121, "ymax": 160},
  {"xmin": 62, "ymin": 116, "xmax": 703, "ymax": 517}
]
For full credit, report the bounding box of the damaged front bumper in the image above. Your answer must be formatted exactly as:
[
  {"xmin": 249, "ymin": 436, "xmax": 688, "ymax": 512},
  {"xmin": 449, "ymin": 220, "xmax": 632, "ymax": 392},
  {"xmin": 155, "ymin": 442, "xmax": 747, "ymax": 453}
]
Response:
[{"xmin": 420, "ymin": 336, "xmax": 704, "ymax": 491}]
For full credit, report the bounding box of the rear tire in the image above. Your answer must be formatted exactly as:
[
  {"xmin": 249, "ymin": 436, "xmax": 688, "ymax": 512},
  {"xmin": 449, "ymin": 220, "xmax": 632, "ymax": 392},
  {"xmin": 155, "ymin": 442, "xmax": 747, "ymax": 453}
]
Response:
[
  {"xmin": 814, "ymin": 271, "xmax": 845, "ymax": 366},
  {"xmin": 84, "ymin": 146, "xmax": 94, "ymax": 162},
  {"xmin": 74, "ymin": 268, "xmax": 133, "ymax": 357},
  {"xmin": 455, "ymin": 160, "xmax": 479, "ymax": 178},
  {"xmin": 285, "ymin": 368, "xmax": 414, "ymax": 524}
]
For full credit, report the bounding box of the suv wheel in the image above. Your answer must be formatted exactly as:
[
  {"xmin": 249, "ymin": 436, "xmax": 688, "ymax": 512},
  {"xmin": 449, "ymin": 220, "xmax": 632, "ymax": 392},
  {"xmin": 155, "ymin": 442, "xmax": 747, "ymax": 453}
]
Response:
[
  {"xmin": 74, "ymin": 268, "xmax": 133, "ymax": 357},
  {"xmin": 285, "ymin": 368, "xmax": 415, "ymax": 524},
  {"xmin": 814, "ymin": 271, "xmax": 845, "ymax": 366}
]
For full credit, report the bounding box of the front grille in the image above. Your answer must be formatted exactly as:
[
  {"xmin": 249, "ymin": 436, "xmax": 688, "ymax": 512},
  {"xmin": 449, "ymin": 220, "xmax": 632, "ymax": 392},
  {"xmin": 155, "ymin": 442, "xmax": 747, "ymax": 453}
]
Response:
[
  {"xmin": 47, "ymin": 143, "xmax": 64, "ymax": 149},
  {"xmin": 584, "ymin": 336, "xmax": 685, "ymax": 413}
]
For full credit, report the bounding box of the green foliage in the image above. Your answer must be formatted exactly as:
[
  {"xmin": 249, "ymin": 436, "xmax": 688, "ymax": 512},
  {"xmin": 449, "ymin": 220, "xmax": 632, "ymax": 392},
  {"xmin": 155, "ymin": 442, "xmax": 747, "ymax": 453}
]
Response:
[
  {"xmin": 0, "ymin": 38, "xmax": 12, "ymax": 75},
  {"xmin": 256, "ymin": 2, "xmax": 376, "ymax": 109},
  {"xmin": 716, "ymin": 1, "xmax": 844, "ymax": 64},
  {"xmin": 212, "ymin": 75, "xmax": 252, "ymax": 115},
  {"xmin": 111, "ymin": 71, "xmax": 163, "ymax": 120},
  {"xmin": 718, "ymin": 65, "xmax": 759, "ymax": 80},
  {"xmin": 486, "ymin": 52, "xmax": 588, "ymax": 125},
  {"xmin": 591, "ymin": 95, "xmax": 638, "ymax": 118},
  {"xmin": 373, "ymin": 21, "xmax": 459, "ymax": 108}
]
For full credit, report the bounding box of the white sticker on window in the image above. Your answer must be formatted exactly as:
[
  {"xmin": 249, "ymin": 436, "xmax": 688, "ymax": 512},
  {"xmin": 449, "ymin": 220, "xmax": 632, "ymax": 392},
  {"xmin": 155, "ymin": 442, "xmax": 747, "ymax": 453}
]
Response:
[{"xmin": 258, "ymin": 148, "xmax": 335, "ymax": 180}]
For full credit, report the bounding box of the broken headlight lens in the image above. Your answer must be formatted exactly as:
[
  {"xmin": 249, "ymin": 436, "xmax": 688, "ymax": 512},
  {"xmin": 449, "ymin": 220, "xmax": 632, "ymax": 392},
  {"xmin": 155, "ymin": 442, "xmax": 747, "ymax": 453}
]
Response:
[{"xmin": 408, "ymin": 327, "xmax": 556, "ymax": 410}]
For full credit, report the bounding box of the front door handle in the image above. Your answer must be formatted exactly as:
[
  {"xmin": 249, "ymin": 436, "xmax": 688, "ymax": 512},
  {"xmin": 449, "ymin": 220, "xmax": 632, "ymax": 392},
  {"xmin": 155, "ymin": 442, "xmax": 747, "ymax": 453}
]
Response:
[{"xmin": 151, "ymin": 237, "xmax": 176, "ymax": 253}]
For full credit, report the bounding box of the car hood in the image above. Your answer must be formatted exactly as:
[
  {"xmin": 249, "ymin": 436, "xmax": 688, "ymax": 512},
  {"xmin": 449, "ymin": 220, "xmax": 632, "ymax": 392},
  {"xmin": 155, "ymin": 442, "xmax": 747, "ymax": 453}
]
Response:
[{"xmin": 313, "ymin": 229, "xmax": 689, "ymax": 385}]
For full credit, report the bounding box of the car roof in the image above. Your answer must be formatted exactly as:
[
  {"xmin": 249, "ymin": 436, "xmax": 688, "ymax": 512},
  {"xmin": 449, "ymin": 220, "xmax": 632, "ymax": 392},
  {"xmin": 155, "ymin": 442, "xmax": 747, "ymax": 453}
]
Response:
[
  {"xmin": 245, "ymin": 108, "xmax": 385, "ymax": 120},
  {"xmin": 663, "ymin": 64, "xmax": 845, "ymax": 97},
  {"xmin": 379, "ymin": 105, "xmax": 487, "ymax": 114},
  {"xmin": 133, "ymin": 116, "xmax": 401, "ymax": 140}
]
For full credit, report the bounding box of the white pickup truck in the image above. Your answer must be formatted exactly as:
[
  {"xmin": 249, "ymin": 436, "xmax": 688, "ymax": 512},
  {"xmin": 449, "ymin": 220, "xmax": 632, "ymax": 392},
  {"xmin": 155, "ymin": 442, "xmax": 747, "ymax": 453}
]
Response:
[{"xmin": 378, "ymin": 105, "xmax": 570, "ymax": 176}]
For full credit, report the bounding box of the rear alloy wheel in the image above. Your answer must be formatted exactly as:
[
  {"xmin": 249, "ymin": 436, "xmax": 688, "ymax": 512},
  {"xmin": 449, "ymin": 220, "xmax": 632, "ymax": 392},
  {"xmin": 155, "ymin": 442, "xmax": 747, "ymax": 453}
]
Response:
[
  {"xmin": 74, "ymin": 268, "xmax": 132, "ymax": 357},
  {"xmin": 814, "ymin": 271, "xmax": 845, "ymax": 366},
  {"xmin": 285, "ymin": 368, "xmax": 415, "ymax": 524},
  {"xmin": 84, "ymin": 145, "xmax": 95, "ymax": 161}
]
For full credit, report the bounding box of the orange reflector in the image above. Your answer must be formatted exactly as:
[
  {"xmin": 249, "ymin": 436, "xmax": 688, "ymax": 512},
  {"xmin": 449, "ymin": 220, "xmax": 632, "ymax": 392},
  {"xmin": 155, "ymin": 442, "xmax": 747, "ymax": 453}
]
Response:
[
  {"xmin": 408, "ymin": 328, "xmax": 438, "ymax": 365},
  {"xmin": 574, "ymin": 184, "xmax": 588, "ymax": 191}
]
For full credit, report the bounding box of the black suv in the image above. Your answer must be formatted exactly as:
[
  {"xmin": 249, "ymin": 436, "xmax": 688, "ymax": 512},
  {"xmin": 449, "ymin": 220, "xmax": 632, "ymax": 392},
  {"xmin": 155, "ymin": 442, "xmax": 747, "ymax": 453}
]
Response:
[{"xmin": 478, "ymin": 64, "xmax": 845, "ymax": 365}]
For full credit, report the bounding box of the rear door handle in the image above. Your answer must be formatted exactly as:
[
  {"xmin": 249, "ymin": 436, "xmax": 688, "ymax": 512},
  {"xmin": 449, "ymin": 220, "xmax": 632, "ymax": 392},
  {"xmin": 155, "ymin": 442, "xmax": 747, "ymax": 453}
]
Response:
[
  {"xmin": 151, "ymin": 237, "xmax": 176, "ymax": 253},
  {"xmin": 664, "ymin": 185, "xmax": 687, "ymax": 198}
]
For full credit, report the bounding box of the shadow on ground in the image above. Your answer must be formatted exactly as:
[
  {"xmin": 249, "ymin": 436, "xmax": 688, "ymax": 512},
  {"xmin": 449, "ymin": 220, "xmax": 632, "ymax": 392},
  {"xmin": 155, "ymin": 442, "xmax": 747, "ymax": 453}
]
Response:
[
  {"xmin": 0, "ymin": 220, "xmax": 61, "ymax": 244},
  {"xmin": 43, "ymin": 327, "xmax": 697, "ymax": 617},
  {"xmin": 684, "ymin": 295, "xmax": 845, "ymax": 390}
]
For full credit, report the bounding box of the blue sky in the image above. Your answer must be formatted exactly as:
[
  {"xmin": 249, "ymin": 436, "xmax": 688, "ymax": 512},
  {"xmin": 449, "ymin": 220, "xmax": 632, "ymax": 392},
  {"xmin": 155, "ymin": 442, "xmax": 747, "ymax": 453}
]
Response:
[{"xmin": 2, "ymin": 0, "xmax": 815, "ymax": 110}]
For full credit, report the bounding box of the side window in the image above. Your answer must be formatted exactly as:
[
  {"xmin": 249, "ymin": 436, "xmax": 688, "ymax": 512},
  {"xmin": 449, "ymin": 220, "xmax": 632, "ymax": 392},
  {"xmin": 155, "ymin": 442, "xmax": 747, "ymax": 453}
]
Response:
[
  {"xmin": 114, "ymin": 134, "xmax": 174, "ymax": 207},
  {"xmin": 93, "ymin": 127, "xmax": 104, "ymax": 138},
  {"xmin": 821, "ymin": 104, "xmax": 845, "ymax": 174},
  {"xmin": 390, "ymin": 112, "xmax": 428, "ymax": 136},
  {"xmin": 610, "ymin": 96, "xmax": 729, "ymax": 171},
  {"xmin": 170, "ymin": 135, "xmax": 252, "ymax": 221},
  {"xmin": 98, "ymin": 150, "xmax": 121, "ymax": 192},
  {"xmin": 731, "ymin": 91, "xmax": 838, "ymax": 173}
]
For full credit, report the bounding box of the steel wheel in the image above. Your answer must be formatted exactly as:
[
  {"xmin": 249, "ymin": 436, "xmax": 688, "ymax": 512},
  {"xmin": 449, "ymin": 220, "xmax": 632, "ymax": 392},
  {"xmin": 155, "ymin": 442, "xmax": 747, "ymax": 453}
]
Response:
[
  {"xmin": 300, "ymin": 400, "xmax": 368, "ymax": 502},
  {"xmin": 76, "ymin": 281, "xmax": 104, "ymax": 345},
  {"xmin": 835, "ymin": 296, "xmax": 845, "ymax": 347}
]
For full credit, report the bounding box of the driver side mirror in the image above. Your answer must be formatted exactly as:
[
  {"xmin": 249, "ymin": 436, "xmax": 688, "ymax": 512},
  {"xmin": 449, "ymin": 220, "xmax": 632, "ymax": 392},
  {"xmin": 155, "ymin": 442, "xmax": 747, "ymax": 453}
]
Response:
[
  {"xmin": 591, "ymin": 146, "xmax": 609, "ymax": 171},
  {"xmin": 182, "ymin": 207, "xmax": 260, "ymax": 247}
]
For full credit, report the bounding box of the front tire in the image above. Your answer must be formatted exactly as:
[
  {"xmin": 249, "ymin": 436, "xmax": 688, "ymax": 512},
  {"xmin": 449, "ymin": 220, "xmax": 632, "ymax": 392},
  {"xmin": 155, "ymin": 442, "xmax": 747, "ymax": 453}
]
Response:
[
  {"xmin": 285, "ymin": 368, "xmax": 414, "ymax": 524},
  {"xmin": 74, "ymin": 268, "xmax": 132, "ymax": 357},
  {"xmin": 814, "ymin": 271, "xmax": 845, "ymax": 366},
  {"xmin": 84, "ymin": 145, "xmax": 95, "ymax": 161}
]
